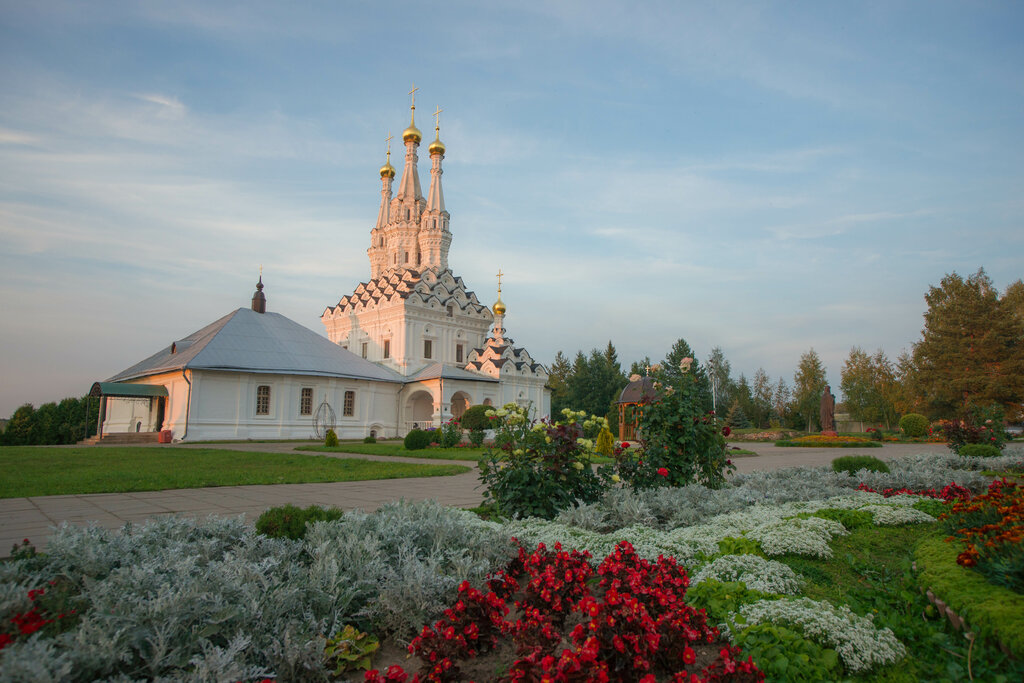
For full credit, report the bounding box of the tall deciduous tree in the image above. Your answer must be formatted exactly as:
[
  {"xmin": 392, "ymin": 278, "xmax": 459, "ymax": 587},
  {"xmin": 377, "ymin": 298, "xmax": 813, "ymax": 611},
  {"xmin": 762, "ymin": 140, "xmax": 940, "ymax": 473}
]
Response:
[
  {"xmin": 912, "ymin": 269, "xmax": 1024, "ymax": 419},
  {"xmin": 706, "ymin": 346, "xmax": 735, "ymax": 416},
  {"xmin": 773, "ymin": 377, "xmax": 791, "ymax": 425},
  {"xmin": 751, "ymin": 368, "xmax": 773, "ymax": 428},
  {"xmin": 840, "ymin": 347, "xmax": 898, "ymax": 428},
  {"xmin": 793, "ymin": 348, "xmax": 828, "ymax": 431}
]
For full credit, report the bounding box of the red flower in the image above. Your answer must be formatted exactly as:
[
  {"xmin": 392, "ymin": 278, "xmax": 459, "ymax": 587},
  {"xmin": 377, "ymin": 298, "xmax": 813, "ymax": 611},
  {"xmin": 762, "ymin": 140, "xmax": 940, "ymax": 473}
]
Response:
[
  {"xmin": 657, "ymin": 467, "xmax": 669, "ymax": 477},
  {"xmin": 722, "ymin": 426, "xmax": 731, "ymax": 437}
]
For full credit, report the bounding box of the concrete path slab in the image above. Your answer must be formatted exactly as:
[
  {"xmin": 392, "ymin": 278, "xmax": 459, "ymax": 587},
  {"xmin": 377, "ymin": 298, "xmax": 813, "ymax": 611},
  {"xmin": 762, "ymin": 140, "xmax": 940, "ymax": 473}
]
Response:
[{"xmin": 0, "ymin": 441, "xmax": 952, "ymax": 556}]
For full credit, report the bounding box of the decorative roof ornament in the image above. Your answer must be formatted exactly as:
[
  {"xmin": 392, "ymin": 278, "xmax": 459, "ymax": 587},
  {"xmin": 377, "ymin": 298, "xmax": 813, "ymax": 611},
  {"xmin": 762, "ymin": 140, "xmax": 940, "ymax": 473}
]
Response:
[
  {"xmin": 492, "ymin": 268, "xmax": 506, "ymax": 316},
  {"xmin": 428, "ymin": 105, "xmax": 446, "ymax": 156},
  {"xmin": 402, "ymin": 83, "xmax": 422, "ymax": 143},
  {"xmin": 380, "ymin": 132, "xmax": 396, "ymax": 178},
  {"xmin": 251, "ymin": 266, "xmax": 266, "ymax": 314}
]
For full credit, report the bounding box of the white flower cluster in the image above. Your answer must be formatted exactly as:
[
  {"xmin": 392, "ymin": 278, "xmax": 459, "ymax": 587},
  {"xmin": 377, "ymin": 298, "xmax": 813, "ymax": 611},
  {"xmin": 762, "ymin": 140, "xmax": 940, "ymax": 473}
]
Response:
[
  {"xmin": 859, "ymin": 504, "xmax": 938, "ymax": 525},
  {"xmin": 732, "ymin": 597, "xmax": 907, "ymax": 673},
  {"xmin": 691, "ymin": 554, "xmax": 804, "ymax": 595},
  {"xmin": 745, "ymin": 516, "xmax": 848, "ymax": 558}
]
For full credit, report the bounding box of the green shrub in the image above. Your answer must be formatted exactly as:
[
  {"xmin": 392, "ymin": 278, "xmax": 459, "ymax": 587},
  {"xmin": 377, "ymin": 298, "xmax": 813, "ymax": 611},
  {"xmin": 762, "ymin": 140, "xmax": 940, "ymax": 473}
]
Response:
[
  {"xmin": 324, "ymin": 429, "xmax": 338, "ymax": 447},
  {"xmin": 899, "ymin": 413, "xmax": 930, "ymax": 438},
  {"xmin": 686, "ymin": 579, "xmax": 777, "ymax": 624},
  {"xmin": 404, "ymin": 428, "xmax": 432, "ymax": 450},
  {"xmin": 363, "ymin": 435, "xmax": 376, "ymax": 444},
  {"xmin": 255, "ymin": 503, "xmax": 344, "ymax": 540},
  {"xmin": 811, "ymin": 508, "xmax": 874, "ymax": 530},
  {"xmin": 716, "ymin": 536, "xmax": 767, "ymax": 558},
  {"xmin": 437, "ymin": 419, "xmax": 462, "ymax": 448},
  {"xmin": 912, "ymin": 498, "xmax": 951, "ymax": 518},
  {"xmin": 459, "ymin": 405, "xmax": 491, "ymax": 431},
  {"xmin": 324, "ymin": 625, "xmax": 380, "ymax": 675},
  {"xmin": 957, "ymin": 443, "xmax": 1002, "ymax": 458},
  {"xmin": 730, "ymin": 621, "xmax": 842, "ymax": 683},
  {"xmin": 468, "ymin": 429, "xmax": 485, "ymax": 446},
  {"xmin": 831, "ymin": 455, "xmax": 890, "ymax": 476}
]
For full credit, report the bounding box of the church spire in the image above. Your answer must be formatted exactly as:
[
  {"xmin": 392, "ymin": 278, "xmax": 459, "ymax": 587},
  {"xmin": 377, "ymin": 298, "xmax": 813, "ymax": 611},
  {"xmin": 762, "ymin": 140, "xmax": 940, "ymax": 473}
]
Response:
[
  {"xmin": 376, "ymin": 133, "xmax": 395, "ymax": 229},
  {"xmin": 425, "ymin": 106, "xmax": 446, "ymax": 214},
  {"xmin": 396, "ymin": 84, "xmax": 423, "ymax": 204},
  {"xmin": 251, "ymin": 267, "xmax": 266, "ymax": 314},
  {"xmin": 491, "ymin": 268, "xmax": 506, "ymax": 341}
]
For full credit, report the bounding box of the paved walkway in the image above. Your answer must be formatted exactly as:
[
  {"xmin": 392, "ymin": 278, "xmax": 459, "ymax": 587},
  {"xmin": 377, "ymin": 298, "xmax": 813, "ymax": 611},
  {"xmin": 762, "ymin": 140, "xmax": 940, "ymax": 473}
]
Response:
[{"xmin": 0, "ymin": 441, "xmax": 949, "ymax": 556}]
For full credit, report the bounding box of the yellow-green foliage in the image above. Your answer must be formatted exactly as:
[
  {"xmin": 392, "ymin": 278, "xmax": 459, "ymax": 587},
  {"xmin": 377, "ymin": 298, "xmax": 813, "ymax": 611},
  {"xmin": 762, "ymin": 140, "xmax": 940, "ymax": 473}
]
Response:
[
  {"xmin": 325, "ymin": 429, "xmax": 339, "ymax": 447},
  {"xmin": 324, "ymin": 625, "xmax": 380, "ymax": 674},
  {"xmin": 595, "ymin": 425, "xmax": 615, "ymax": 456},
  {"xmin": 915, "ymin": 536, "xmax": 1024, "ymax": 657}
]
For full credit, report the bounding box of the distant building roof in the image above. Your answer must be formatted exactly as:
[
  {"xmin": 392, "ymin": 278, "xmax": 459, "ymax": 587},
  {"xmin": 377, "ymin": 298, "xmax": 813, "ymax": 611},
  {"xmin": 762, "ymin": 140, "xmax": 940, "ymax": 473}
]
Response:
[
  {"xmin": 618, "ymin": 376, "xmax": 661, "ymax": 404},
  {"xmin": 407, "ymin": 362, "xmax": 499, "ymax": 383},
  {"xmin": 108, "ymin": 308, "xmax": 405, "ymax": 384}
]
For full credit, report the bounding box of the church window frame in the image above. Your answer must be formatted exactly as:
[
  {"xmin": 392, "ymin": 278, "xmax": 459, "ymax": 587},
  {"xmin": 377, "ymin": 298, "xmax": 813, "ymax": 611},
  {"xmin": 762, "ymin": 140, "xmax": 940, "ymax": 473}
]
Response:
[
  {"xmin": 361, "ymin": 342, "xmax": 368, "ymax": 359},
  {"xmin": 299, "ymin": 387, "xmax": 314, "ymax": 416},
  {"xmin": 456, "ymin": 343, "xmax": 464, "ymax": 363},
  {"xmin": 446, "ymin": 304, "xmax": 454, "ymax": 317},
  {"xmin": 383, "ymin": 339, "xmax": 391, "ymax": 359},
  {"xmin": 424, "ymin": 339, "xmax": 432, "ymax": 360},
  {"xmin": 256, "ymin": 385, "xmax": 271, "ymax": 416},
  {"xmin": 343, "ymin": 390, "xmax": 355, "ymax": 417}
]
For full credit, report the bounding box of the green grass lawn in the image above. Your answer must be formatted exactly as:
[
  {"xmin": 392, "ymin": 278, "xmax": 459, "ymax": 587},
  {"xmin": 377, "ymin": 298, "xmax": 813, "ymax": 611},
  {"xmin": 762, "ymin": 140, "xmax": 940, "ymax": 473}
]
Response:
[
  {"xmin": 300, "ymin": 442, "xmax": 490, "ymax": 461},
  {"xmin": 0, "ymin": 447, "xmax": 469, "ymax": 498},
  {"xmin": 300, "ymin": 442, "xmax": 618, "ymax": 464}
]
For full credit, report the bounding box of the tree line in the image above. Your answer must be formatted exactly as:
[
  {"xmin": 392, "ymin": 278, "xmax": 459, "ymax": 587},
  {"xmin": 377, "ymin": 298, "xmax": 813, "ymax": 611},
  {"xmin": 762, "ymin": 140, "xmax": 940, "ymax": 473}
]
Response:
[
  {"xmin": 548, "ymin": 268, "xmax": 1024, "ymax": 433},
  {"xmin": 1, "ymin": 395, "xmax": 99, "ymax": 446}
]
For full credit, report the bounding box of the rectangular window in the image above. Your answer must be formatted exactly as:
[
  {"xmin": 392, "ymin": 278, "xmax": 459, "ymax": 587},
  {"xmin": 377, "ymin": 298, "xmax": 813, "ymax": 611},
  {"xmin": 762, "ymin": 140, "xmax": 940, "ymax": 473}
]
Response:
[
  {"xmin": 446, "ymin": 304, "xmax": 454, "ymax": 317},
  {"xmin": 300, "ymin": 387, "xmax": 313, "ymax": 416},
  {"xmin": 344, "ymin": 390, "xmax": 355, "ymax": 417},
  {"xmin": 424, "ymin": 339, "xmax": 432, "ymax": 359},
  {"xmin": 256, "ymin": 385, "xmax": 271, "ymax": 415},
  {"xmin": 456, "ymin": 344, "xmax": 464, "ymax": 363},
  {"xmin": 361, "ymin": 342, "xmax": 368, "ymax": 359},
  {"xmin": 383, "ymin": 339, "xmax": 391, "ymax": 359}
]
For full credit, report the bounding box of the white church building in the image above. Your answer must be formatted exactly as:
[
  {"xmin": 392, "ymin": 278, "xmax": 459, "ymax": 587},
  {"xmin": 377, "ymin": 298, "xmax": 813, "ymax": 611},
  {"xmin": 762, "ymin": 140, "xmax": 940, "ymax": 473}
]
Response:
[{"xmin": 95, "ymin": 96, "xmax": 550, "ymax": 441}]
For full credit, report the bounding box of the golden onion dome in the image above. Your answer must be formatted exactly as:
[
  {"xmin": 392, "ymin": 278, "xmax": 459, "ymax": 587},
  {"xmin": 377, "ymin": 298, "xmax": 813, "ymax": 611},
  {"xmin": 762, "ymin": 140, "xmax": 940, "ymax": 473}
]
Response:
[
  {"xmin": 379, "ymin": 161, "xmax": 396, "ymax": 178},
  {"xmin": 403, "ymin": 123, "xmax": 422, "ymax": 143},
  {"xmin": 428, "ymin": 135, "xmax": 446, "ymax": 156},
  {"xmin": 493, "ymin": 297, "xmax": 506, "ymax": 316}
]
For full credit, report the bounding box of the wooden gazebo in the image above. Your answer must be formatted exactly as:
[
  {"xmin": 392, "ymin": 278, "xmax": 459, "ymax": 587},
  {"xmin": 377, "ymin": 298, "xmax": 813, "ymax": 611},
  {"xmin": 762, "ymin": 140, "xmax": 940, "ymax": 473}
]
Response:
[{"xmin": 616, "ymin": 376, "xmax": 661, "ymax": 441}]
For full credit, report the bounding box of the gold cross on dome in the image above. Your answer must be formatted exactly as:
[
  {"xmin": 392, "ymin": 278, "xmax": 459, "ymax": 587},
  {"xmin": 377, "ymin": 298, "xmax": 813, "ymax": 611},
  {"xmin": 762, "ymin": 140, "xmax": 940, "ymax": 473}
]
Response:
[
  {"xmin": 409, "ymin": 83, "xmax": 419, "ymax": 108},
  {"xmin": 385, "ymin": 132, "xmax": 393, "ymax": 159},
  {"xmin": 433, "ymin": 106, "xmax": 443, "ymax": 131},
  {"xmin": 496, "ymin": 268, "xmax": 504, "ymax": 294}
]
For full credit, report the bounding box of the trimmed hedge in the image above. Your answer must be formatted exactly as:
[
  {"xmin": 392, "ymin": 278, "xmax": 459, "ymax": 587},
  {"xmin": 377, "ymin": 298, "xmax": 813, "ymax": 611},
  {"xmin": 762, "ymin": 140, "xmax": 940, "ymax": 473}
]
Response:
[
  {"xmin": 459, "ymin": 405, "xmax": 491, "ymax": 431},
  {"xmin": 255, "ymin": 503, "xmax": 344, "ymax": 540},
  {"xmin": 899, "ymin": 413, "xmax": 930, "ymax": 438},
  {"xmin": 915, "ymin": 536, "xmax": 1024, "ymax": 658},
  {"xmin": 404, "ymin": 428, "xmax": 432, "ymax": 450},
  {"xmin": 957, "ymin": 443, "xmax": 1001, "ymax": 459},
  {"xmin": 831, "ymin": 455, "xmax": 890, "ymax": 476}
]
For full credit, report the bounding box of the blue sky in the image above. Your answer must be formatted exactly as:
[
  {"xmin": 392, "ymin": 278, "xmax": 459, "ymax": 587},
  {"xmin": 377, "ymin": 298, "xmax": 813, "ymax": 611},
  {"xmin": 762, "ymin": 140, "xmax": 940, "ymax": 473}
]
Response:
[{"xmin": 1, "ymin": 1, "xmax": 1022, "ymax": 417}]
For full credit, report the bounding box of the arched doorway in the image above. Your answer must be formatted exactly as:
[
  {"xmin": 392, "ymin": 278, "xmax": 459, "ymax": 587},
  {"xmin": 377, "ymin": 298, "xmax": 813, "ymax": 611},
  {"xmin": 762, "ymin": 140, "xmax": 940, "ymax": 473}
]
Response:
[
  {"xmin": 451, "ymin": 392, "xmax": 471, "ymax": 419},
  {"xmin": 406, "ymin": 390, "xmax": 435, "ymax": 431}
]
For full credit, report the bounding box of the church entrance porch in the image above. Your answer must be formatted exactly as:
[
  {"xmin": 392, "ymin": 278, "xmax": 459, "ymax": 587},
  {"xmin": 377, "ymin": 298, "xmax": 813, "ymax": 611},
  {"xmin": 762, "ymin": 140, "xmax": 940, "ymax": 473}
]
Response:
[
  {"xmin": 450, "ymin": 391, "xmax": 471, "ymax": 419},
  {"xmin": 405, "ymin": 390, "xmax": 435, "ymax": 431},
  {"xmin": 85, "ymin": 382, "xmax": 169, "ymax": 445}
]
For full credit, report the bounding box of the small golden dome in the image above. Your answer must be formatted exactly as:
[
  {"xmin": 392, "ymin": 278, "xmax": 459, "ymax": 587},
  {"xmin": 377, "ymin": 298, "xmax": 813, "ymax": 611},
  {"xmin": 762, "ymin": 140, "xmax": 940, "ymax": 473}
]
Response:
[
  {"xmin": 493, "ymin": 297, "xmax": 506, "ymax": 316},
  {"xmin": 428, "ymin": 135, "xmax": 445, "ymax": 156},
  {"xmin": 380, "ymin": 161, "xmax": 395, "ymax": 178},
  {"xmin": 403, "ymin": 124, "xmax": 422, "ymax": 143}
]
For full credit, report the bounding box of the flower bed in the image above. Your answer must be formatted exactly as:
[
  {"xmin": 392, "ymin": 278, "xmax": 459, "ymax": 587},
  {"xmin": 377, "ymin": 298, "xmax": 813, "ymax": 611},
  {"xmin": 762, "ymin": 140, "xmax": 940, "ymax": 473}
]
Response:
[
  {"xmin": 941, "ymin": 478, "xmax": 1024, "ymax": 592},
  {"xmin": 367, "ymin": 541, "xmax": 763, "ymax": 682}
]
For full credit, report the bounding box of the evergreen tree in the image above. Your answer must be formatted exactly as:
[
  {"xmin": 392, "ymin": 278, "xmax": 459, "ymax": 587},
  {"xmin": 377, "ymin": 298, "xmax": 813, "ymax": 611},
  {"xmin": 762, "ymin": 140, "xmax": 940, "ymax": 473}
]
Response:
[
  {"xmin": 548, "ymin": 350, "xmax": 572, "ymax": 416},
  {"xmin": 662, "ymin": 338, "xmax": 713, "ymax": 411},
  {"xmin": 733, "ymin": 373, "xmax": 753, "ymax": 424},
  {"xmin": 912, "ymin": 268, "xmax": 1024, "ymax": 419},
  {"xmin": 726, "ymin": 399, "xmax": 752, "ymax": 428},
  {"xmin": 773, "ymin": 377, "xmax": 791, "ymax": 425},
  {"xmin": 793, "ymin": 348, "xmax": 828, "ymax": 431}
]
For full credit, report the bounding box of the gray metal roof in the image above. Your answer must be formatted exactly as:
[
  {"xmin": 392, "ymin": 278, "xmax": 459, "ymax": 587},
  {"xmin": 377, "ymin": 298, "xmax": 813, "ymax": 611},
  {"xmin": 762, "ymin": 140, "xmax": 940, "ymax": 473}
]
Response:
[
  {"xmin": 407, "ymin": 362, "xmax": 498, "ymax": 383},
  {"xmin": 108, "ymin": 308, "xmax": 405, "ymax": 384},
  {"xmin": 90, "ymin": 382, "xmax": 169, "ymax": 398}
]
